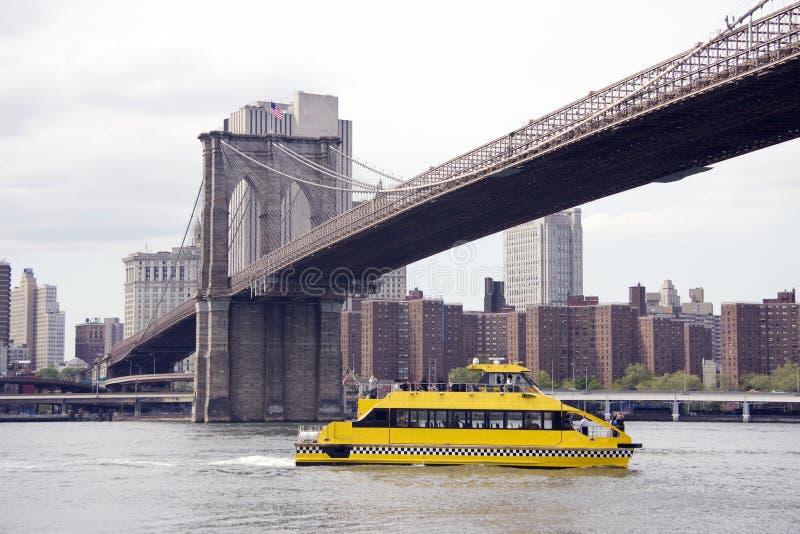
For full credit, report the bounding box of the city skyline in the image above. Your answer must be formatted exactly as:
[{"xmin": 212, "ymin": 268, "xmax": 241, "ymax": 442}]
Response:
[{"xmin": 2, "ymin": 1, "xmax": 799, "ymax": 360}]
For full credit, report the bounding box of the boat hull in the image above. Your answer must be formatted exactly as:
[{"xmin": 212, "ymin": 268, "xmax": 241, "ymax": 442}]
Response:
[{"xmin": 296, "ymin": 443, "xmax": 633, "ymax": 468}]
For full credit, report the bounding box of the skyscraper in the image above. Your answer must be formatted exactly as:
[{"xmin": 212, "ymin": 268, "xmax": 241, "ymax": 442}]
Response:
[
  {"xmin": 659, "ymin": 279, "xmax": 681, "ymax": 310},
  {"xmin": 9, "ymin": 269, "xmax": 65, "ymax": 369},
  {"xmin": 0, "ymin": 260, "xmax": 10, "ymax": 375},
  {"xmin": 483, "ymin": 277, "xmax": 509, "ymax": 313},
  {"xmin": 36, "ymin": 285, "xmax": 65, "ymax": 369},
  {"xmin": 123, "ymin": 246, "xmax": 199, "ymax": 338},
  {"xmin": 503, "ymin": 208, "xmax": 582, "ymax": 309},
  {"xmin": 628, "ymin": 283, "xmax": 646, "ymax": 316}
]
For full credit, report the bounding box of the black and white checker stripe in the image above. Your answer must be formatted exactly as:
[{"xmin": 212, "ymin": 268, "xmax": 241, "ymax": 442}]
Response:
[{"xmin": 297, "ymin": 444, "xmax": 632, "ymax": 458}]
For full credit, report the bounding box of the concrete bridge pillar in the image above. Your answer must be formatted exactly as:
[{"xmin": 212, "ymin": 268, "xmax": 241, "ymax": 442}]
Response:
[
  {"xmin": 208, "ymin": 297, "xmax": 345, "ymax": 423},
  {"xmin": 191, "ymin": 296, "xmax": 344, "ymax": 423},
  {"xmin": 742, "ymin": 400, "xmax": 750, "ymax": 423},
  {"xmin": 672, "ymin": 400, "xmax": 680, "ymax": 422},
  {"xmin": 604, "ymin": 398, "xmax": 611, "ymax": 421}
]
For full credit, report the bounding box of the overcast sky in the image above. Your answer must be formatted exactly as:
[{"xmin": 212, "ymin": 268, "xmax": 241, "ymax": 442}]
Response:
[{"xmin": 2, "ymin": 0, "xmax": 798, "ymax": 359}]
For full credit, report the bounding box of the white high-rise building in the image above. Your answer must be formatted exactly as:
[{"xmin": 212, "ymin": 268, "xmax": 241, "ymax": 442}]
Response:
[
  {"xmin": 123, "ymin": 246, "xmax": 200, "ymax": 338},
  {"xmin": 373, "ymin": 267, "xmax": 407, "ymax": 301},
  {"xmin": 9, "ymin": 269, "xmax": 65, "ymax": 369},
  {"xmin": 35, "ymin": 285, "xmax": 65, "ymax": 369},
  {"xmin": 223, "ymin": 92, "xmax": 354, "ymax": 275},
  {"xmin": 659, "ymin": 279, "xmax": 681, "ymax": 309},
  {"xmin": 503, "ymin": 208, "xmax": 583, "ymax": 309}
]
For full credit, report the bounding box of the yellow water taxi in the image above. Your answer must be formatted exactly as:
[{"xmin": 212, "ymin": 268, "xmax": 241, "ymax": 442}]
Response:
[{"xmin": 296, "ymin": 361, "xmax": 641, "ymax": 468}]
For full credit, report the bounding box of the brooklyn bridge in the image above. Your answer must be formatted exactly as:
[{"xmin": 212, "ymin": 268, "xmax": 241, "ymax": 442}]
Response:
[{"xmin": 95, "ymin": 2, "xmax": 800, "ymax": 422}]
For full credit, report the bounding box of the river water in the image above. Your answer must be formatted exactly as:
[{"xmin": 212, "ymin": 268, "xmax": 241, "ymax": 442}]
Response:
[{"xmin": 1, "ymin": 421, "xmax": 798, "ymax": 533}]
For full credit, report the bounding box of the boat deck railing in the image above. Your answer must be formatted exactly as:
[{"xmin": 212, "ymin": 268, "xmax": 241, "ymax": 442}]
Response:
[{"xmin": 361, "ymin": 382, "xmax": 537, "ymax": 398}]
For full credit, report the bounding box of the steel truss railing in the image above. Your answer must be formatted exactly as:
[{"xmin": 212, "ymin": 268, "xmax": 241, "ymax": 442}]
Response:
[{"xmin": 229, "ymin": 3, "xmax": 800, "ymax": 296}]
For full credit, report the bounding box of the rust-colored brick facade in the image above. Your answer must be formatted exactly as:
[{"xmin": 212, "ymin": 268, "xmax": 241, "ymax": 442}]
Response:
[
  {"xmin": 526, "ymin": 304, "xmax": 695, "ymax": 387},
  {"xmin": 361, "ymin": 300, "xmax": 409, "ymax": 381},
  {"xmin": 638, "ymin": 316, "xmax": 684, "ymax": 376},
  {"xmin": 684, "ymin": 323, "xmax": 711, "ymax": 376},
  {"xmin": 341, "ymin": 310, "xmax": 362, "ymax": 376},
  {"xmin": 722, "ymin": 291, "xmax": 799, "ymax": 385},
  {"xmin": 408, "ymin": 299, "xmax": 462, "ymax": 383},
  {"xmin": 462, "ymin": 312, "xmax": 508, "ymax": 361},
  {"xmin": 506, "ymin": 312, "xmax": 527, "ymax": 363}
]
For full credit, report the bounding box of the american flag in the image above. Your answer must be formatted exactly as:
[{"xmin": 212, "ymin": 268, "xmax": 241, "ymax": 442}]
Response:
[
  {"xmin": 270, "ymin": 102, "xmax": 284, "ymax": 120},
  {"xmin": 342, "ymin": 371, "xmax": 352, "ymax": 385}
]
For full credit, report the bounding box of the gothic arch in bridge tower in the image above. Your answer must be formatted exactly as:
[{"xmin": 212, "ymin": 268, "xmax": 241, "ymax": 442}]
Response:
[
  {"xmin": 222, "ymin": 136, "xmax": 342, "ymax": 277},
  {"xmin": 194, "ymin": 131, "xmax": 346, "ymax": 423}
]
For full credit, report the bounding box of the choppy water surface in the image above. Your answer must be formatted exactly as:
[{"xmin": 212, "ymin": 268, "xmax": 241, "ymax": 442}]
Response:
[{"xmin": 1, "ymin": 421, "xmax": 798, "ymax": 533}]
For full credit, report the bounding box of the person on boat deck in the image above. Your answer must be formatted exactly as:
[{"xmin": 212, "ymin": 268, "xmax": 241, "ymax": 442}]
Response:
[
  {"xmin": 579, "ymin": 415, "xmax": 590, "ymax": 435},
  {"xmin": 614, "ymin": 413, "xmax": 625, "ymax": 432},
  {"xmin": 368, "ymin": 375, "xmax": 377, "ymax": 399},
  {"xmin": 505, "ymin": 375, "xmax": 513, "ymax": 391}
]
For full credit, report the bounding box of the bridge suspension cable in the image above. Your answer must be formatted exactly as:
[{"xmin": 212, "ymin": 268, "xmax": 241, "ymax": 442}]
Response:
[
  {"xmin": 273, "ymin": 143, "xmax": 381, "ymax": 191},
  {"xmin": 327, "ymin": 144, "xmax": 403, "ymax": 183},
  {"xmin": 221, "ymin": 141, "xmax": 378, "ymax": 193},
  {"xmin": 221, "ymin": 140, "xmax": 493, "ymax": 193},
  {"xmin": 134, "ymin": 176, "xmax": 204, "ymax": 349}
]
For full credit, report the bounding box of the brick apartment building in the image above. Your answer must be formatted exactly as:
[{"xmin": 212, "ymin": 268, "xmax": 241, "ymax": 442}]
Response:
[
  {"xmin": 346, "ymin": 286, "xmax": 715, "ymax": 389},
  {"xmin": 341, "ymin": 302, "xmax": 362, "ymax": 376},
  {"xmin": 408, "ymin": 299, "xmax": 462, "ymax": 383},
  {"xmin": 721, "ymin": 290, "xmax": 799, "ymax": 385}
]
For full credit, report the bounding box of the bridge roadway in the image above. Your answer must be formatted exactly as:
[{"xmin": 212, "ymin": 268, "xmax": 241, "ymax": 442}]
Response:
[
  {"xmin": 103, "ymin": 372, "xmax": 194, "ymax": 391},
  {"xmin": 98, "ymin": 4, "xmax": 800, "ymax": 423},
  {"xmin": 0, "ymin": 376, "xmax": 97, "ymax": 393}
]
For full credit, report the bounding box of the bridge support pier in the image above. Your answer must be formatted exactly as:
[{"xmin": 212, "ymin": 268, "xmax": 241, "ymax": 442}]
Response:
[
  {"xmin": 742, "ymin": 401, "xmax": 750, "ymax": 423},
  {"xmin": 604, "ymin": 398, "xmax": 611, "ymax": 421},
  {"xmin": 134, "ymin": 400, "xmax": 141, "ymax": 417},
  {"xmin": 192, "ymin": 297, "xmax": 343, "ymax": 423},
  {"xmin": 672, "ymin": 401, "xmax": 680, "ymax": 422}
]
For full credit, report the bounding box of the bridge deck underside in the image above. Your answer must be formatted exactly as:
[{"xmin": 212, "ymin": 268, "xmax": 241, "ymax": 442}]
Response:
[
  {"xmin": 111, "ymin": 316, "xmax": 196, "ymax": 374},
  {"xmin": 281, "ymin": 56, "xmax": 800, "ymax": 281}
]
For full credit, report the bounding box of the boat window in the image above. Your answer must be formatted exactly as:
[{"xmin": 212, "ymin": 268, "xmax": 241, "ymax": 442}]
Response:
[
  {"xmin": 560, "ymin": 411, "xmax": 575, "ymax": 430},
  {"xmin": 507, "ymin": 411, "xmax": 524, "ymax": 430},
  {"xmin": 488, "ymin": 411, "xmax": 504, "ymax": 429},
  {"xmin": 449, "ymin": 410, "xmax": 467, "ymax": 429},
  {"xmin": 543, "ymin": 412, "xmax": 554, "ymax": 430},
  {"xmin": 353, "ymin": 408, "xmax": 389, "ymax": 428},
  {"xmin": 430, "ymin": 410, "xmax": 447, "ymax": 428},
  {"xmin": 394, "ymin": 409, "xmax": 409, "ymax": 427},
  {"xmin": 524, "ymin": 412, "xmax": 543, "ymax": 429},
  {"xmin": 467, "ymin": 411, "xmax": 485, "ymax": 429}
]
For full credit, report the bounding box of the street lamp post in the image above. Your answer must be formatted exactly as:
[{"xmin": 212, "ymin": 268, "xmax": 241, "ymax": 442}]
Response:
[{"xmin": 585, "ymin": 362, "xmax": 588, "ymax": 391}]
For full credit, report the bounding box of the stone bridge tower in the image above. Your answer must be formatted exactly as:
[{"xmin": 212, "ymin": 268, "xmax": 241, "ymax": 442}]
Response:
[{"xmin": 193, "ymin": 94, "xmax": 351, "ymax": 422}]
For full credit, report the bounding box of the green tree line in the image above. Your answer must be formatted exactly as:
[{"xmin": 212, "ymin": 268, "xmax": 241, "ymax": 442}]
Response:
[{"xmin": 35, "ymin": 366, "xmax": 82, "ymax": 381}]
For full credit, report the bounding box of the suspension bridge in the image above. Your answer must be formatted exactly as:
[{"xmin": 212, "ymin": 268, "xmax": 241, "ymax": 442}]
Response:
[{"xmin": 96, "ymin": 2, "xmax": 800, "ymax": 422}]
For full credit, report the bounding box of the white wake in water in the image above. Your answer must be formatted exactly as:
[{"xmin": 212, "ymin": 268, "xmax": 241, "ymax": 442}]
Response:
[
  {"xmin": 208, "ymin": 455, "xmax": 294, "ymax": 468},
  {"xmin": 94, "ymin": 458, "xmax": 177, "ymax": 467}
]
